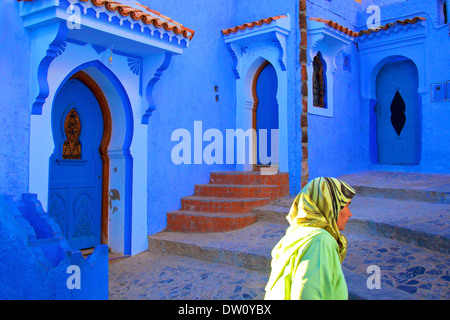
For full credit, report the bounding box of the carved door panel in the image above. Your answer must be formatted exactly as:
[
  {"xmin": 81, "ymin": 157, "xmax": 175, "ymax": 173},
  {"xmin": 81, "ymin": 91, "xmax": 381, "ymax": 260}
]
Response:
[
  {"xmin": 375, "ymin": 60, "xmax": 420, "ymax": 164},
  {"xmin": 48, "ymin": 79, "xmax": 103, "ymax": 250}
]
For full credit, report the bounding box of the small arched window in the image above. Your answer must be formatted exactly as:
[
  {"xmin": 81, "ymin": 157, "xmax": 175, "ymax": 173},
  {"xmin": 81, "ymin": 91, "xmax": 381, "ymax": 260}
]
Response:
[
  {"xmin": 444, "ymin": 1, "xmax": 448, "ymax": 24},
  {"xmin": 313, "ymin": 51, "xmax": 327, "ymax": 108},
  {"xmin": 440, "ymin": 0, "xmax": 448, "ymax": 24},
  {"xmin": 62, "ymin": 108, "xmax": 82, "ymax": 159}
]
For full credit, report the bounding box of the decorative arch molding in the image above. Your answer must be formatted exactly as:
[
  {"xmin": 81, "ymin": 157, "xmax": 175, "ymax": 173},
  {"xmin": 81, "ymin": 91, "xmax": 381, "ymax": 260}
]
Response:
[
  {"xmin": 222, "ymin": 15, "xmax": 290, "ymax": 173},
  {"xmin": 30, "ymin": 22, "xmax": 69, "ymax": 115},
  {"xmin": 142, "ymin": 52, "xmax": 172, "ymax": 124},
  {"xmin": 363, "ymin": 53, "xmax": 427, "ymax": 104},
  {"xmin": 357, "ymin": 19, "xmax": 427, "ymax": 102},
  {"xmin": 69, "ymin": 71, "xmax": 112, "ymax": 157},
  {"xmin": 19, "ymin": 0, "xmax": 192, "ymax": 123},
  {"xmin": 251, "ymin": 60, "xmax": 271, "ymax": 130}
]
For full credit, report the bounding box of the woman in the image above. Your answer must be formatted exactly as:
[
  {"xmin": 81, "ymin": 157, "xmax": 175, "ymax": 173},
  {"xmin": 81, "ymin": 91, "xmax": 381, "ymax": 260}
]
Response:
[{"xmin": 264, "ymin": 177, "xmax": 355, "ymax": 300}]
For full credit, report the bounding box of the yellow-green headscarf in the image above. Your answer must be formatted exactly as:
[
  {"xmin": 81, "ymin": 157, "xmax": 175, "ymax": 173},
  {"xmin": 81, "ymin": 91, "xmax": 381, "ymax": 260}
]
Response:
[{"xmin": 287, "ymin": 177, "xmax": 355, "ymax": 262}]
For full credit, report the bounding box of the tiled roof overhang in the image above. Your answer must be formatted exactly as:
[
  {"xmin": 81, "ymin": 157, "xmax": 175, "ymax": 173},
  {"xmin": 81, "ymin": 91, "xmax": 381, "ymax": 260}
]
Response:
[
  {"xmin": 358, "ymin": 17, "xmax": 425, "ymax": 37},
  {"xmin": 309, "ymin": 16, "xmax": 426, "ymax": 38},
  {"xmin": 222, "ymin": 15, "xmax": 287, "ymax": 35},
  {"xmin": 17, "ymin": 0, "xmax": 194, "ymax": 41}
]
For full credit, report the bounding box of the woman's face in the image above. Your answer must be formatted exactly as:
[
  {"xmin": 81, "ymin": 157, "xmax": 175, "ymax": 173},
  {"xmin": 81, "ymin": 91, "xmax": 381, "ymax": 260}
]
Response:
[{"xmin": 337, "ymin": 201, "xmax": 352, "ymax": 231}]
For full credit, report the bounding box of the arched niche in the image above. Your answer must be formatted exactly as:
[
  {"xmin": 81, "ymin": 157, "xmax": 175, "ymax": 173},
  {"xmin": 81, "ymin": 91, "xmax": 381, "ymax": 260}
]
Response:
[{"xmin": 307, "ymin": 18, "xmax": 353, "ymax": 117}]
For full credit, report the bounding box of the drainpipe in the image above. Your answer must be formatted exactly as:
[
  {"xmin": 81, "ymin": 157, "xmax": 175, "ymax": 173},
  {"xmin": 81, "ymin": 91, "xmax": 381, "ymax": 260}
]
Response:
[{"xmin": 300, "ymin": 0, "xmax": 309, "ymax": 188}]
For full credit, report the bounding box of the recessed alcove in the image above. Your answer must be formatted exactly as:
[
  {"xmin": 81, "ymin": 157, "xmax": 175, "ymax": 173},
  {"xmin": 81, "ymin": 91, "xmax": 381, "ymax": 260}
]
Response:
[{"xmin": 307, "ymin": 18, "xmax": 354, "ymax": 117}]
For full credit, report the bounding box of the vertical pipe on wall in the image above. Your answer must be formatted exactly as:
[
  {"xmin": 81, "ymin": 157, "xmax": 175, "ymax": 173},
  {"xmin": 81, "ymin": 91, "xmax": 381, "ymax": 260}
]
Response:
[{"xmin": 300, "ymin": 0, "xmax": 309, "ymax": 188}]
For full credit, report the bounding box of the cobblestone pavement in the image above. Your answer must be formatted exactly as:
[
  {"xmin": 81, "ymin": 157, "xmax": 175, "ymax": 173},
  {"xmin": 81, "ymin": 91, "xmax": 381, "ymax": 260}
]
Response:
[
  {"xmin": 109, "ymin": 232, "xmax": 450, "ymax": 300},
  {"xmin": 109, "ymin": 225, "xmax": 449, "ymax": 300},
  {"xmin": 343, "ymin": 231, "xmax": 450, "ymax": 300},
  {"xmin": 109, "ymin": 252, "xmax": 269, "ymax": 300}
]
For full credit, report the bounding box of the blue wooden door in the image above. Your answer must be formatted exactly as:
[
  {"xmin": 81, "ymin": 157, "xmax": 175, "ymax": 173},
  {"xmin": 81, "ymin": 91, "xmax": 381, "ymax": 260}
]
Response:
[
  {"xmin": 48, "ymin": 79, "xmax": 104, "ymax": 250},
  {"xmin": 256, "ymin": 63, "xmax": 278, "ymax": 165},
  {"xmin": 375, "ymin": 60, "xmax": 420, "ymax": 164}
]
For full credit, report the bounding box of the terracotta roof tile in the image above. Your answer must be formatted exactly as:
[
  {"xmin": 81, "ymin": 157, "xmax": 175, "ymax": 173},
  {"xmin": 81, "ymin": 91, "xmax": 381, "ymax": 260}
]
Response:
[
  {"xmin": 85, "ymin": 0, "xmax": 194, "ymax": 40},
  {"xmin": 357, "ymin": 17, "xmax": 426, "ymax": 36},
  {"xmin": 310, "ymin": 16, "xmax": 426, "ymax": 38},
  {"xmin": 18, "ymin": 0, "xmax": 195, "ymax": 40},
  {"xmin": 222, "ymin": 15, "xmax": 288, "ymax": 35},
  {"xmin": 309, "ymin": 17, "xmax": 359, "ymax": 37}
]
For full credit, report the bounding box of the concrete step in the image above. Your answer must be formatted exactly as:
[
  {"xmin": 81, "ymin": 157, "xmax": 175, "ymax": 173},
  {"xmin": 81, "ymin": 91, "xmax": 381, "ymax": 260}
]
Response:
[
  {"xmin": 149, "ymin": 221, "xmax": 287, "ymax": 273},
  {"xmin": 148, "ymin": 220, "xmax": 444, "ymax": 299},
  {"xmin": 346, "ymin": 196, "xmax": 450, "ymax": 254},
  {"xmin": 338, "ymin": 171, "xmax": 450, "ymax": 203},
  {"xmin": 181, "ymin": 196, "xmax": 271, "ymax": 213},
  {"xmin": 194, "ymin": 184, "xmax": 285, "ymax": 200},
  {"xmin": 254, "ymin": 195, "xmax": 450, "ymax": 254},
  {"xmin": 209, "ymin": 171, "xmax": 289, "ymax": 188},
  {"xmin": 166, "ymin": 210, "xmax": 256, "ymax": 232}
]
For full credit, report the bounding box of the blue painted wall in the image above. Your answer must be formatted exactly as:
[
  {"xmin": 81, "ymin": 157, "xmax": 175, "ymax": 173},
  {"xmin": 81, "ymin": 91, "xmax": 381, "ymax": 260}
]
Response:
[
  {"xmin": 139, "ymin": 0, "xmax": 237, "ymax": 235},
  {"xmin": 140, "ymin": 0, "xmax": 303, "ymax": 234},
  {"xmin": 307, "ymin": 0, "xmax": 365, "ymax": 180},
  {"xmin": 0, "ymin": 0, "xmax": 31, "ymax": 199},
  {"xmin": 142, "ymin": 1, "xmax": 304, "ymax": 235},
  {"xmin": 361, "ymin": 0, "xmax": 450, "ymax": 174},
  {"xmin": 0, "ymin": 194, "xmax": 108, "ymax": 299}
]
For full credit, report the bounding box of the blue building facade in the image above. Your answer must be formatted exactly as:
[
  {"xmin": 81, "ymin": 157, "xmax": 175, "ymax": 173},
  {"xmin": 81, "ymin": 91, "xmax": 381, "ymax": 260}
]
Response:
[{"xmin": 0, "ymin": 0, "xmax": 449, "ymax": 299}]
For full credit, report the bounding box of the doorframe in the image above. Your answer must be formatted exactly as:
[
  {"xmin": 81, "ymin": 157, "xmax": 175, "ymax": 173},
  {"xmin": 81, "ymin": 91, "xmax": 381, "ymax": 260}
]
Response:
[
  {"xmin": 68, "ymin": 71, "xmax": 112, "ymax": 246},
  {"xmin": 251, "ymin": 60, "xmax": 274, "ymax": 171},
  {"xmin": 373, "ymin": 59, "xmax": 421, "ymax": 164},
  {"xmin": 365, "ymin": 55, "xmax": 425, "ymax": 165},
  {"xmin": 251, "ymin": 60, "xmax": 270, "ymax": 133},
  {"xmin": 252, "ymin": 60, "xmax": 270, "ymax": 171}
]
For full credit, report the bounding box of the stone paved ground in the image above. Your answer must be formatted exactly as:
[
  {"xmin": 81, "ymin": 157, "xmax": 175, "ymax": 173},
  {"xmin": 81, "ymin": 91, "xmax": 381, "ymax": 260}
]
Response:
[
  {"xmin": 109, "ymin": 227, "xmax": 450, "ymax": 300},
  {"xmin": 109, "ymin": 171, "xmax": 450, "ymax": 300},
  {"xmin": 108, "ymin": 252, "xmax": 268, "ymax": 300},
  {"xmin": 343, "ymin": 229, "xmax": 450, "ymax": 300}
]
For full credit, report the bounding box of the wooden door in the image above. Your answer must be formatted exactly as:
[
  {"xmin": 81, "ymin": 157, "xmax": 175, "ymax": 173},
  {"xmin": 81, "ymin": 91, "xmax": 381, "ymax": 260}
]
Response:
[
  {"xmin": 48, "ymin": 79, "xmax": 104, "ymax": 250},
  {"xmin": 375, "ymin": 60, "xmax": 420, "ymax": 164}
]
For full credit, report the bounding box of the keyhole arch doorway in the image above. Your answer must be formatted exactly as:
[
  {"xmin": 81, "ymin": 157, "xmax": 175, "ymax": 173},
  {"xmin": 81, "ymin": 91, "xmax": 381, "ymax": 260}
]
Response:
[
  {"xmin": 374, "ymin": 57, "xmax": 421, "ymax": 164},
  {"xmin": 252, "ymin": 60, "xmax": 279, "ymax": 168}
]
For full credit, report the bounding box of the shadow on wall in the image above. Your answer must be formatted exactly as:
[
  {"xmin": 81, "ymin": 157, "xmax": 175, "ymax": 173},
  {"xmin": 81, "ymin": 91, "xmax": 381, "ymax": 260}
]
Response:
[{"xmin": 0, "ymin": 194, "xmax": 108, "ymax": 300}]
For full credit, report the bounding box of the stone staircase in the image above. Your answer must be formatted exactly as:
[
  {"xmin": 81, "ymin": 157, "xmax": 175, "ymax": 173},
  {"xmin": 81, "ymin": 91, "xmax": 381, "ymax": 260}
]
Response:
[
  {"xmin": 149, "ymin": 171, "xmax": 450, "ymax": 300},
  {"xmin": 166, "ymin": 171, "xmax": 289, "ymax": 232}
]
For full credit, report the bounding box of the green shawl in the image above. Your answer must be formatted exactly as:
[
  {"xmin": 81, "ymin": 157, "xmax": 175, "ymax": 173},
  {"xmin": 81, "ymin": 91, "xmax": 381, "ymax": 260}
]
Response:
[{"xmin": 264, "ymin": 177, "xmax": 355, "ymax": 300}]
